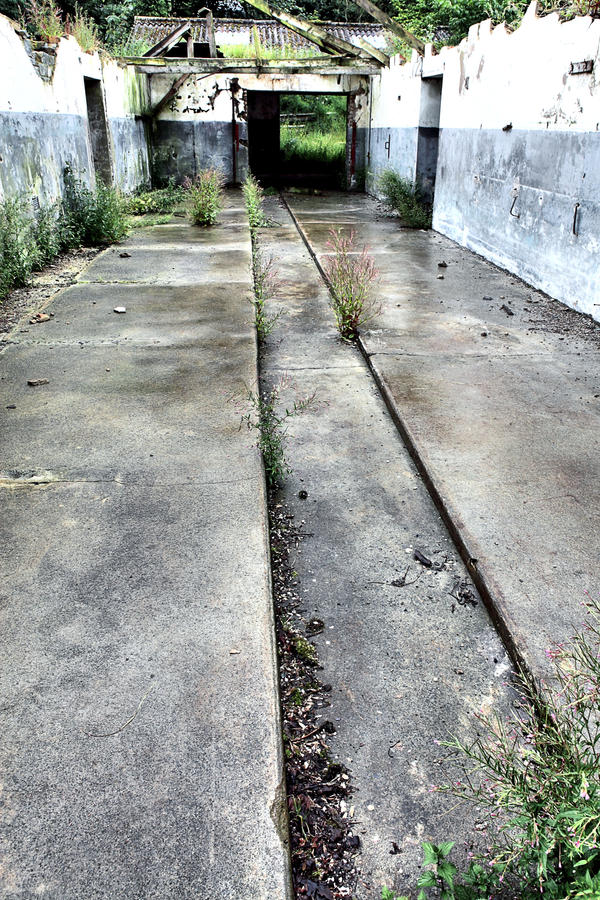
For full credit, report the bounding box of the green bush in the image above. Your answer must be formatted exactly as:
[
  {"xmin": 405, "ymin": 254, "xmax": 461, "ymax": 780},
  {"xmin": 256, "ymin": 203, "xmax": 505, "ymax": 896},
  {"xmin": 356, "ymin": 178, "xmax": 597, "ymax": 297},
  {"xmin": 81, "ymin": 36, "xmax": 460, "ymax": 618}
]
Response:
[
  {"xmin": 35, "ymin": 203, "xmax": 62, "ymax": 265},
  {"xmin": 378, "ymin": 169, "xmax": 432, "ymax": 229},
  {"xmin": 60, "ymin": 166, "xmax": 128, "ymax": 247},
  {"xmin": 0, "ymin": 169, "xmax": 128, "ymax": 301},
  {"xmin": 0, "ymin": 199, "xmax": 39, "ymax": 298}
]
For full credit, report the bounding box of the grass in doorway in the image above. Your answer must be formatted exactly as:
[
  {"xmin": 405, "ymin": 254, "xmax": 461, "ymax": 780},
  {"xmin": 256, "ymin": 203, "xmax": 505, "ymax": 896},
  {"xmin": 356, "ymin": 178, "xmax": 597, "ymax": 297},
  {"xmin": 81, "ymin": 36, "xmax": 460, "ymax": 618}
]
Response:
[{"xmin": 280, "ymin": 94, "xmax": 347, "ymax": 186}]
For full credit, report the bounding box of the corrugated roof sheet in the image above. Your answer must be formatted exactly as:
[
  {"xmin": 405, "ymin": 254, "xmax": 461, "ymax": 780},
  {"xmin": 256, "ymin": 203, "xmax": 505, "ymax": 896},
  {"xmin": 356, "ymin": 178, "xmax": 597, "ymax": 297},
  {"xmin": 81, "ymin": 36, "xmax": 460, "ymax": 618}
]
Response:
[{"xmin": 130, "ymin": 16, "xmax": 391, "ymax": 51}]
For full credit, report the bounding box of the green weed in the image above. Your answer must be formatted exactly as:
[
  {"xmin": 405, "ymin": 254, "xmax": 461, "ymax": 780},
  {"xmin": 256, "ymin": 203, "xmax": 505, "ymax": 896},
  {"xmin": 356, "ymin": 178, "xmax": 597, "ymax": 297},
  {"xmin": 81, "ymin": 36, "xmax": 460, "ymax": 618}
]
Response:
[
  {"xmin": 250, "ymin": 247, "xmax": 282, "ymax": 341},
  {"xmin": 418, "ymin": 595, "xmax": 600, "ymax": 899},
  {"xmin": 324, "ymin": 228, "xmax": 380, "ymax": 341},
  {"xmin": 242, "ymin": 173, "xmax": 269, "ymax": 232},
  {"xmin": 185, "ymin": 168, "xmax": 225, "ymax": 227},
  {"xmin": 219, "ymin": 39, "xmax": 322, "ymax": 59},
  {"xmin": 378, "ymin": 169, "xmax": 432, "ymax": 229},
  {"xmin": 0, "ymin": 199, "xmax": 39, "ymax": 298},
  {"xmin": 381, "ymin": 888, "xmax": 408, "ymax": 900},
  {"xmin": 60, "ymin": 166, "xmax": 128, "ymax": 247},
  {"xmin": 238, "ymin": 376, "xmax": 316, "ymax": 486},
  {"xmin": 125, "ymin": 181, "xmax": 185, "ymax": 216},
  {"xmin": 66, "ymin": 4, "xmax": 99, "ymax": 52},
  {"xmin": 1, "ymin": 170, "xmax": 128, "ymax": 300},
  {"xmin": 34, "ymin": 203, "xmax": 62, "ymax": 265}
]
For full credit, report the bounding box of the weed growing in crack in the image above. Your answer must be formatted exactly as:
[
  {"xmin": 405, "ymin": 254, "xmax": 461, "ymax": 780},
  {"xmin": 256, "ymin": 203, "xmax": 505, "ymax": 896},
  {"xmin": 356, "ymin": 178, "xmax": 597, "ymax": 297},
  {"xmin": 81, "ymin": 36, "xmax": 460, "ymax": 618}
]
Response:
[
  {"xmin": 237, "ymin": 376, "xmax": 316, "ymax": 486},
  {"xmin": 324, "ymin": 227, "xmax": 380, "ymax": 341},
  {"xmin": 378, "ymin": 169, "xmax": 432, "ymax": 229},
  {"xmin": 185, "ymin": 168, "xmax": 225, "ymax": 226},
  {"xmin": 243, "ymin": 173, "xmax": 270, "ymax": 232},
  {"xmin": 412, "ymin": 594, "xmax": 600, "ymax": 899},
  {"xmin": 251, "ymin": 246, "xmax": 282, "ymax": 341}
]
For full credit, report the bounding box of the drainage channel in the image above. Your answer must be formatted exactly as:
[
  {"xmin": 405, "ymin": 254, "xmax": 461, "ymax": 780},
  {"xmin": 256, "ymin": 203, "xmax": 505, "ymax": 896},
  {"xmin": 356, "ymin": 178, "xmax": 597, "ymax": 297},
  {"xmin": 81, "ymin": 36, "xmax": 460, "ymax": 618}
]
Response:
[{"xmin": 252, "ymin": 194, "xmax": 514, "ymax": 900}]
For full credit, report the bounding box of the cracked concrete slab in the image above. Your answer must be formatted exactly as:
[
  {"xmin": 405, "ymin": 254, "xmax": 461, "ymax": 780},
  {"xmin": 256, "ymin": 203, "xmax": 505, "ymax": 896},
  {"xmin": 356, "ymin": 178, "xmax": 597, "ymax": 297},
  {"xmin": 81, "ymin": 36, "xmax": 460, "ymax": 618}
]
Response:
[
  {"xmin": 286, "ymin": 191, "xmax": 600, "ymax": 685},
  {"xmin": 0, "ymin": 192, "xmax": 292, "ymax": 899}
]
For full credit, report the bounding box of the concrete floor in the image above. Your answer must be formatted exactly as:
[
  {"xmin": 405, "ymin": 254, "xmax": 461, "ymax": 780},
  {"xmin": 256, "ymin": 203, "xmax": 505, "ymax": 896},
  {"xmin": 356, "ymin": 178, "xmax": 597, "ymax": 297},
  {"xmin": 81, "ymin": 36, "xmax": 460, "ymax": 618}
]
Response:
[
  {"xmin": 258, "ymin": 196, "xmax": 512, "ymax": 898},
  {"xmin": 285, "ymin": 191, "xmax": 600, "ymax": 687},
  {"xmin": 1, "ymin": 188, "xmax": 597, "ymax": 899},
  {"xmin": 0, "ymin": 196, "xmax": 291, "ymax": 899}
]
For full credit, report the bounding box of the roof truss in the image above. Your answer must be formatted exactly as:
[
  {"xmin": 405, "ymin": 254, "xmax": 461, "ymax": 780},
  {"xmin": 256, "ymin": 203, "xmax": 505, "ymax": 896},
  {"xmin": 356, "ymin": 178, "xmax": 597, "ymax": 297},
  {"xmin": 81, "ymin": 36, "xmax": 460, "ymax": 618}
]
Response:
[{"xmin": 241, "ymin": 0, "xmax": 388, "ymax": 65}]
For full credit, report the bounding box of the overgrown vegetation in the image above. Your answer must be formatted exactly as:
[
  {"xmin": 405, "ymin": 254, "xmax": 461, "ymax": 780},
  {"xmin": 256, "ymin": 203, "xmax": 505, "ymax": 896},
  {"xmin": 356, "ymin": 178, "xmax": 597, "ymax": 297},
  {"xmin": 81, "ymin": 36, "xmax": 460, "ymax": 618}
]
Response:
[
  {"xmin": 65, "ymin": 3, "xmax": 99, "ymax": 49},
  {"xmin": 60, "ymin": 166, "xmax": 128, "ymax": 245},
  {"xmin": 185, "ymin": 168, "xmax": 225, "ymax": 226},
  {"xmin": 25, "ymin": 0, "xmax": 63, "ymax": 39},
  {"xmin": 324, "ymin": 227, "xmax": 379, "ymax": 341},
  {"xmin": 125, "ymin": 180, "xmax": 185, "ymax": 216},
  {"xmin": 238, "ymin": 377, "xmax": 316, "ymax": 486},
  {"xmin": 220, "ymin": 30, "xmax": 323, "ymax": 59},
  {"xmin": 378, "ymin": 169, "xmax": 432, "ymax": 229},
  {"xmin": 3, "ymin": 0, "xmax": 598, "ymax": 59},
  {"xmin": 0, "ymin": 168, "xmax": 128, "ymax": 300},
  {"xmin": 280, "ymin": 94, "xmax": 347, "ymax": 187}
]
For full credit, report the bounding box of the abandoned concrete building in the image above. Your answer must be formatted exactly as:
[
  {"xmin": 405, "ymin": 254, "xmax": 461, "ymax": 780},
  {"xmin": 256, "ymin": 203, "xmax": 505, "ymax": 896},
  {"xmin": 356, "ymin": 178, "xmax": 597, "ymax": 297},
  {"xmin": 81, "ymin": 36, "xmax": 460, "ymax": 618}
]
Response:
[{"xmin": 1, "ymin": 2, "xmax": 600, "ymax": 898}]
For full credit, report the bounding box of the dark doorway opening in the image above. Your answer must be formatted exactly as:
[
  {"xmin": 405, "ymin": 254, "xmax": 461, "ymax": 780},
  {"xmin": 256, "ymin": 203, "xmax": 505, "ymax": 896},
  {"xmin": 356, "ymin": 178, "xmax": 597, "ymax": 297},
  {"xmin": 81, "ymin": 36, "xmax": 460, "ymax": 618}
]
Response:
[
  {"xmin": 246, "ymin": 90, "xmax": 349, "ymax": 189},
  {"xmin": 247, "ymin": 91, "xmax": 281, "ymax": 185},
  {"xmin": 84, "ymin": 77, "xmax": 112, "ymax": 185},
  {"xmin": 416, "ymin": 76, "xmax": 443, "ymax": 204}
]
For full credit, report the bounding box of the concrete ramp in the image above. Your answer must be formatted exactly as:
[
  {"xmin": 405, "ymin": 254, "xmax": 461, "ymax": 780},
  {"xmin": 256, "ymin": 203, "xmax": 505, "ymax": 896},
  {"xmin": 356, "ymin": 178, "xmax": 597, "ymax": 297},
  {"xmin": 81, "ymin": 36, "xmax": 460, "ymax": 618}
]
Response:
[{"xmin": 0, "ymin": 196, "xmax": 291, "ymax": 898}]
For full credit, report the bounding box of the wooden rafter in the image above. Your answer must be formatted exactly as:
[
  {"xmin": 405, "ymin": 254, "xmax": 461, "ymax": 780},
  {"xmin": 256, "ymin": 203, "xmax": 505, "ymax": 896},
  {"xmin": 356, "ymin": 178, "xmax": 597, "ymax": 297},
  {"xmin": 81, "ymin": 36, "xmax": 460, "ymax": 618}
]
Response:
[
  {"xmin": 131, "ymin": 57, "xmax": 382, "ymax": 76},
  {"xmin": 351, "ymin": 0, "xmax": 425, "ymax": 54},
  {"xmin": 144, "ymin": 20, "xmax": 192, "ymax": 58},
  {"xmin": 241, "ymin": 0, "xmax": 382, "ymax": 61}
]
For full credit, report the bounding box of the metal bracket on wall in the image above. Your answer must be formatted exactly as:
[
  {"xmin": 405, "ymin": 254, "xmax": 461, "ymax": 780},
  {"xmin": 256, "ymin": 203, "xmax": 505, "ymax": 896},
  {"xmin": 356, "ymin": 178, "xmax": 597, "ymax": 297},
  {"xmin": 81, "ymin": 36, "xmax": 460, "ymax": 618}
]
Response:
[
  {"xmin": 509, "ymin": 194, "xmax": 520, "ymax": 219},
  {"xmin": 569, "ymin": 60, "xmax": 594, "ymax": 75},
  {"xmin": 384, "ymin": 134, "xmax": 391, "ymax": 158},
  {"xmin": 573, "ymin": 201, "xmax": 581, "ymax": 237}
]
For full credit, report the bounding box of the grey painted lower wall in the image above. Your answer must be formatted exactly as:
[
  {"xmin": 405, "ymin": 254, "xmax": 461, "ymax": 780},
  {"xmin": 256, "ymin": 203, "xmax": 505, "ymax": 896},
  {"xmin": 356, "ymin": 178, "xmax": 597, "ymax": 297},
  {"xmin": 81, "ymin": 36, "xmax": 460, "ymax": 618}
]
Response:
[
  {"xmin": 0, "ymin": 111, "xmax": 91, "ymax": 204},
  {"xmin": 365, "ymin": 126, "xmax": 418, "ymax": 194},
  {"xmin": 0, "ymin": 110, "xmax": 150, "ymax": 205},
  {"xmin": 109, "ymin": 117, "xmax": 150, "ymax": 193},
  {"xmin": 433, "ymin": 127, "xmax": 600, "ymax": 318},
  {"xmin": 152, "ymin": 119, "xmax": 245, "ymax": 185}
]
